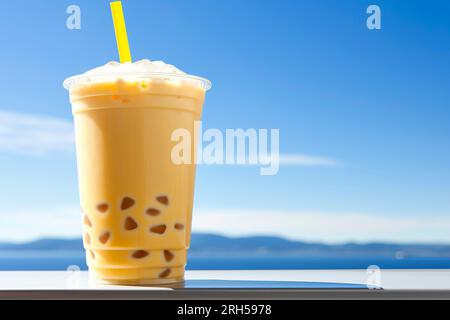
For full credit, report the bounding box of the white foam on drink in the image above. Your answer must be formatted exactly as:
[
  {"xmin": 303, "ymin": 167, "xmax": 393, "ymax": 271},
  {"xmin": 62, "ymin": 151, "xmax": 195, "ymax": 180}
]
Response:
[
  {"xmin": 85, "ymin": 59, "xmax": 187, "ymax": 76},
  {"xmin": 64, "ymin": 60, "xmax": 211, "ymax": 91}
]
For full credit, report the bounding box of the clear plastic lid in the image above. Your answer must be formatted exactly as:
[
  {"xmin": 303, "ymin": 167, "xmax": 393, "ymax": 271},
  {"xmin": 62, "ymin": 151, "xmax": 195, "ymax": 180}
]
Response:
[{"xmin": 63, "ymin": 72, "xmax": 212, "ymax": 91}]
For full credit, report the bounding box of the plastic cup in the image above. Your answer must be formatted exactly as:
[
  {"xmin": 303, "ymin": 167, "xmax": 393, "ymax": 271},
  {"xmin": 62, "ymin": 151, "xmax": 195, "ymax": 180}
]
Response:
[{"xmin": 63, "ymin": 71, "xmax": 211, "ymax": 284}]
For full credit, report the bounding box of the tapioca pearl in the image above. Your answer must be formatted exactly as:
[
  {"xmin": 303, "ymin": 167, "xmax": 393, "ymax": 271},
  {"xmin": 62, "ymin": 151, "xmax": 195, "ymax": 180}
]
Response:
[
  {"xmin": 99, "ymin": 231, "xmax": 111, "ymax": 244},
  {"xmin": 97, "ymin": 203, "xmax": 109, "ymax": 213},
  {"xmin": 132, "ymin": 250, "xmax": 149, "ymax": 259},
  {"xmin": 84, "ymin": 233, "xmax": 91, "ymax": 245},
  {"xmin": 145, "ymin": 208, "xmax": 161, "ymax": 216},
  {"xmin": 159, "ymin": 268, "xmax": 171, "ymax": 279},
  {"xmin": 156, "ymin": 195, "xmax": 169, "ymax": 206},
  {"xmin": 90, "ymin": 250, "xmax": 96, "ymax": 260},
  {"xmin": 174, "ymin": 223, "xmax": 185, "ymax": 230},
  {"xmin": 164, "ymin": 250, "xmax": 174, "ymax": 262},
  {"xmin": 150, "ymin": 224, "xmax": 167, "ymax": 235},
  {"xmin": 124, "ymin": 217, "xmax": 138, "ymax": 230},
  {"xmin": 121, "ymin": 197, "xmax": 135, "ymax": 210},
  {"xmin": 83, "ymin": 215, "xmax": 92, "ymax": 227}
]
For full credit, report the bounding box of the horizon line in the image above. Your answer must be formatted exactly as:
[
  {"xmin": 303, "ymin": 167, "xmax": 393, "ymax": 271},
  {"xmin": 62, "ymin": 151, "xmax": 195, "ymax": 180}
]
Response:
[{"xmin": 1, "ymin": 232, "xmax": 450, "ymax": 247}]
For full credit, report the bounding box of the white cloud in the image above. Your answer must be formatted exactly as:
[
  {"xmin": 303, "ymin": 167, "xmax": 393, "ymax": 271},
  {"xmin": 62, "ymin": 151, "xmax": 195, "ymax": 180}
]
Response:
[
  {"xmin": 0, "ymin": 110, "xmax": 74, "ymax": 155},
  {"xmin": 193, "ymin": 210, "xmax": 450, "ymax": 244},
  {"xmin": 278, "ymin": 154, "xmax": 339, "ymax": 167},
  {"xmin": 0, "ymin": 110, "xmax": 339, "ymax": 169},
  {"xmin": 0, "ymin": 206, "xmax": 81, "ymax": 242}
]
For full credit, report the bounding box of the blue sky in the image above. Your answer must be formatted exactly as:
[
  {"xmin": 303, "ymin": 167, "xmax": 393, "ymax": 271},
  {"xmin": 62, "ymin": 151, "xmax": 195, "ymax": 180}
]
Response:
[{"xmin": 0, "ymin": 0, "xmax": 449, "ymax": 243}]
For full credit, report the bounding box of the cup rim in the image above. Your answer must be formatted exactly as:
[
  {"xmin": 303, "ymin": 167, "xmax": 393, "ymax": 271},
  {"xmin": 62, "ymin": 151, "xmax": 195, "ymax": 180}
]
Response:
[{"xmin": 63, "ymin": 72, "xmax": 212, "ymax": 91}]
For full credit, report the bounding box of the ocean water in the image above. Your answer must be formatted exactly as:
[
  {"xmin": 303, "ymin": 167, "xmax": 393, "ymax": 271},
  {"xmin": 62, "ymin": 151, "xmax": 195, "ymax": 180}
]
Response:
[{"xmin": 1, "ymin": 251, "xmax": 450, "ymax": 270}]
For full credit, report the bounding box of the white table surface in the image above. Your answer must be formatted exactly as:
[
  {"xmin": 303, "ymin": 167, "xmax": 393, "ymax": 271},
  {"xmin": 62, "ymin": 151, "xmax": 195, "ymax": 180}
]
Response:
[{"xmin": 1, "ymin": 270, "xmax": 450, "ymax": 299}]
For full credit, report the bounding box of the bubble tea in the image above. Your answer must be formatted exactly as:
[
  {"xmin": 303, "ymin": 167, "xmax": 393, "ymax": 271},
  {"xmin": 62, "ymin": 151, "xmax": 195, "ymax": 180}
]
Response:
[{"xmin": 64, "ymin": 60, "xmax": 211, "ymax": 284}]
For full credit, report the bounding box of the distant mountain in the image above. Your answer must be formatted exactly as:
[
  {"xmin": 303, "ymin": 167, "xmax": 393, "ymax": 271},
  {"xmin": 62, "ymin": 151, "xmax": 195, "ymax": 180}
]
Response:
[
  {"xmin": 190, "ymin": 234, "xmax": 450, "ymax": 258},
  {"xmin": 1, "ymin": 234, "xmax": 450, "ymax": 258},
  {"xmin": 0, "ymin": 238, "xmax": 83, "ymax": 251}
]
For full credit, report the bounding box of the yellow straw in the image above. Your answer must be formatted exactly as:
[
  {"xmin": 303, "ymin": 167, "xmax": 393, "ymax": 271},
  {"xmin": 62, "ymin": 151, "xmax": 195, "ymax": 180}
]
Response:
[{"xmin": 110, "ymin": 1, "xmax": 132, "ymax": 63}]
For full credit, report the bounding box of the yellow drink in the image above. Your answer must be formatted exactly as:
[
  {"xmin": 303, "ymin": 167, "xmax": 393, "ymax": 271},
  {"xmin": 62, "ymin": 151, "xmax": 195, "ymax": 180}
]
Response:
[{"xmin": 64, "ymin": 66, "xmax": 210, "ymax": 284}]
